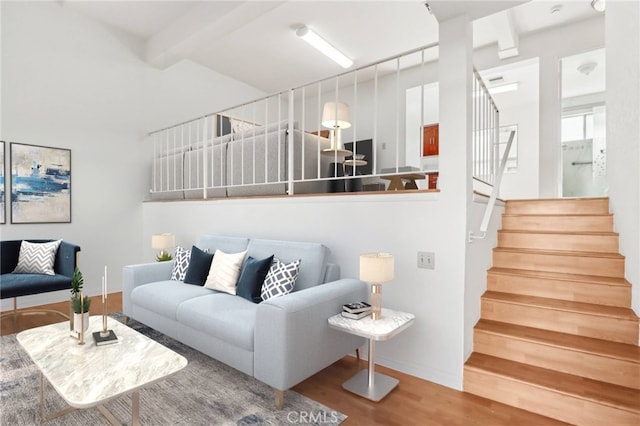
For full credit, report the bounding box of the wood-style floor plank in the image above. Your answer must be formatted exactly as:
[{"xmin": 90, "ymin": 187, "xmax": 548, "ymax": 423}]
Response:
[{"xmin": 1, "ymin": 293, "xmax": 568, "ymax": 425}]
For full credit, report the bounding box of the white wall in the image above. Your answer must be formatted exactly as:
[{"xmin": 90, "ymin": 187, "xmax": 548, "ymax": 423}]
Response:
[
  {"xmin": 0, "ymin": 1, "xmax": 265, "ymax": 310},
  {"xmin": 606, "ymin": 0, "xmax": 640, "ymax": 315}
]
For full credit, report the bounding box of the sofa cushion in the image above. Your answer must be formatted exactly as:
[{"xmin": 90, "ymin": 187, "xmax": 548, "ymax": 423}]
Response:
[
  {"xmin": 236, "ymin": 255, "xmax": 274, "ymax": 303},
  {"xmin": 131, "ymin": 281, "xmax": 213, "ymax": 320},
  {"xmin": 177, "ymin": 293, "xmax": 257, "ymax": 351},
  {"xmin": 246, "ymin": 239, "xmax": 328, "ymax": 291},
  {"xmin": 204, "ymin": 249, "xmax": 247, "ymax": 294},
  {"xmin": 183, "ymin": 246, "xmax": 213, "ymax": 286},
  {"xmin": 170, "ymin": 246, "xmax": 191, "ymax": 281},
  {"xmin": 261, "ymin": 258, "xmax": 301, "ymax": 301},
  {"xmin": 13, "ymin": 240, "xmax": 62, "ymax": 275}
]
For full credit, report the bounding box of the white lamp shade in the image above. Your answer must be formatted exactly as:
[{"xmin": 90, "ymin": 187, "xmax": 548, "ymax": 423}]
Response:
[
  {"xmin": 322, "ymin": 102, "xmax": 351, "ymax": 129},
  {"xmin": 360, "ymin": 253, "xmax": 394, "ymax": 283},
  {"xmin": 151, "ymin": 233, "xmax": 175, "ymax": 250}
]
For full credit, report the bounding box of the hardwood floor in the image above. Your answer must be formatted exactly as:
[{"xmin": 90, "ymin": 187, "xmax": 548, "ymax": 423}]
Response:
[{"xmin": 1, "ymin": 293, "xmax": 567, "ymax": 425}]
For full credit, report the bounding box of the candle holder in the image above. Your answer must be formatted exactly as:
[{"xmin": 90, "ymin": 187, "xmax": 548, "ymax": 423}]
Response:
[
  {"xmin": 78, "ymin": 292, "xmax": 85, "ymax": 345},
  {"xmin": 92, "ymin": 266, "xmax": 118, "ymax": 346}
]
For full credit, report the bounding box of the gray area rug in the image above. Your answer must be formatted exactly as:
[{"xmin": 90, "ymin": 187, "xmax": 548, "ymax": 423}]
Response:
[{"xmin": 0, "ymin": 314, "xmax": 346, "ymax": 425}]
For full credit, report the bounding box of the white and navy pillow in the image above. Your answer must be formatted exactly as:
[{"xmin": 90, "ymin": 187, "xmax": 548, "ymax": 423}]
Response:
[
  {"xmin": 170, "ymin": 246, "xmax": 191, "ymax": 281},
  {"xmin": 204, "ymin": 249, "xmax": 247, "ymax": 295},
  {"xmin": 261, "ymin": 258, "xmax": 301, "ymax": 301},
  {"xmin": 13, "ymin": 240, "xmax": 62, "ymax": 275}
]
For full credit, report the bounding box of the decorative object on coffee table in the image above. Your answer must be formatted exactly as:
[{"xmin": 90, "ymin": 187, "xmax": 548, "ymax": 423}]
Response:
[
  {"xmin": 93, "ymin": 265, "xmax": 118, "ymax": 346},
  {"xmin": 359, "ymin": 253, "xmax": 394, "ymax": 320},
  {"xmin": 152, "ymin": 233, "xmax": 175, "ymax": 262},
  {"xmin": 70, "ymin": 267, "xmax": 90, "ymax": 338}
]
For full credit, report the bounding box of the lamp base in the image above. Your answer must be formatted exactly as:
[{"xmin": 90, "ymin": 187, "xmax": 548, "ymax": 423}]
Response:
[{"xmin": 371, "ymin": 283, "xmax": 382, "ymax": 320}]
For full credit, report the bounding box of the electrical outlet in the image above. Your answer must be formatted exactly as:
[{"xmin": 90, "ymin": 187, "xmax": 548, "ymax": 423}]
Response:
[{"xmin": 417, "ymin": 251, "xmax": 435, "ymax": 270}]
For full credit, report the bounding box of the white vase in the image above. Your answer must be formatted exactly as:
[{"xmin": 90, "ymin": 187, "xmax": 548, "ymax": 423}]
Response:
[{"xmin": 73, "ymin": 312, "xmax": 90, "ymax": 333}]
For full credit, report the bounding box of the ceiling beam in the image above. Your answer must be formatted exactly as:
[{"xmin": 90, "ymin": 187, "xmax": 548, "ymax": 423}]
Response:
[
  {"xmin": 145, "ymin": 1, "xmax": 284, "ymax": 69},
  {"xmin": 495, "ymin": 10, "xmax": 519, "ymax": 59}
]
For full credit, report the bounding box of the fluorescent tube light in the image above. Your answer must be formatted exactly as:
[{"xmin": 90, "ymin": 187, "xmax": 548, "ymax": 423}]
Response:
[
  {"xmin": 296, "ymin": 26, "xmax": 353, "ymax": 69},
  {"xmin": 488, "ymin": 82, "xmax": 519, "ymax": 95}
]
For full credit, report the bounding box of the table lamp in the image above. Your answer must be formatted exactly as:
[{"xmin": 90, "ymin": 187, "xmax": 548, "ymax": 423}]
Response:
[
  {"xmin": 152, "ymin": 233, "xmax": 175, "ymax": 262},
  {"xmin": 360, "ymin": 253, "xmax": 394, "ymax": 320},
  {"xmin": 322, "ymin": 101, "xmax": 352, "ymax": 155}
]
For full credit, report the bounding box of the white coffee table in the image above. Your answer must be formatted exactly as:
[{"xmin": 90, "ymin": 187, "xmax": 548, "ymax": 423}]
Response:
[
  {"xmin": 328, "ymin": 308, "xmax": 414, "ymax": 401},
  {"xmin": 17, "ymin": 316, "xmax": 187, "ymax": 425}
]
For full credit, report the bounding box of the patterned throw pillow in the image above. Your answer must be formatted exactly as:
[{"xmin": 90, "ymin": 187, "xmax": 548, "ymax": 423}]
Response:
[
  {"xmin": 260, "ymin": 258, "xmax": 301, "ymax": 302},
  {"xmin": 13, "ymin": 240, "xmax": 62, "ymax": 275},
  {"xmin": 170, "ymin": 246, "xmax": 191, "ymax": 281},
  {"xmin": 204, "ymin": 249, "xmax": 247, "ymax": 295}
]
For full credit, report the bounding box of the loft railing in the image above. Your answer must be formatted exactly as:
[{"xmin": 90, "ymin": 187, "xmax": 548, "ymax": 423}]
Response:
[
  {"xmin": 147, "ymin": 46, "xmax": 505, "ymax": 203},
  {"xmin": 147, "ymin": 43, "xmax": 441, "ymax": 200}
]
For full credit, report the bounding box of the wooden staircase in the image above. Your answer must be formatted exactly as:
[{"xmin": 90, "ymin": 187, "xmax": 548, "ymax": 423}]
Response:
[{"xmin": 464, "ymin": 197, "xmax": 640, "ymax": 425}]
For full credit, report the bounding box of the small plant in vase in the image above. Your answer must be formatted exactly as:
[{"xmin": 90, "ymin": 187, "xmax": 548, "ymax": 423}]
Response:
[{"xmin": 70, "ymin": 267, "xmax": 91, "ymax": 333}]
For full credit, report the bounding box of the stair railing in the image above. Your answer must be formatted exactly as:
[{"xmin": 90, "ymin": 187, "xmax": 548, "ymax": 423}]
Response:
[{"xmin": 468, "ymin": 130, "xmax": 516, "ymax": 242}]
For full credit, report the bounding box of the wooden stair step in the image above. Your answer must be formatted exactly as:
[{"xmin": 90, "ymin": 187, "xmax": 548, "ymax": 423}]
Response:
[
  {"xmin": 464, "ymin": 353, "xmax": 640, "ymax": 425},
  {"xmin": 487, "ymin": 267, "xmax": 632, "ymax": 307},
  {"xmin": 493, "ymin": 248, "xmax": 625, "ymax": 278},
  {"xmin": 474, "ymin": 319, "xmax": 640, "ymax": 389},
  {"xmin": 501, "ymin": 214, "xmax": 614, "ymax": 232},
  {"xmin": 481, "ymin": 291, "xmax": 640, "ymax": 344},
  {"xmin": 505, "ymin": 197, "xmax": 609, "ymax": 215},
  {"xmin": 497, "ymin": 229, "xmax": 619, "ymax": 253}
]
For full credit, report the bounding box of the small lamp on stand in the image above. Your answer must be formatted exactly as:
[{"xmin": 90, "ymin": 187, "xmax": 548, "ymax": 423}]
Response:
[
  {"xmin": 321, "ymin": 101, "xmax": 352, "ymax": 156},
  {"xmin": 360, "ymin": 253, "xmax": 394, "ymax": 320},
  {"xmin": 152, "ymin": 233, "xmax": 175, "ymax": 262}
]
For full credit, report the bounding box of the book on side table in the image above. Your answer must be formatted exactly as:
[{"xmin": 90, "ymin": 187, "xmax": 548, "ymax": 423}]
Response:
[
  {"xmin": 341, "ymin": 310, "xmax": 371, "ymax": 320},
  {"xmin": 93, "ymin": 330, "xmax": 118, "ymax": 346},
  {"xmin": 342, "ymin": 302, "xmax": 371, "ymax": 314}
]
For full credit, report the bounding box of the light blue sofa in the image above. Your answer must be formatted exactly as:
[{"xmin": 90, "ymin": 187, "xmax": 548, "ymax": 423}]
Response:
[{"xmin": 122, "ymin": 235, "xmax": 367, "ymax": 408}]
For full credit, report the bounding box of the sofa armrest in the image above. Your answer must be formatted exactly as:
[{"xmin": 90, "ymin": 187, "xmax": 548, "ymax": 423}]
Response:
[
  {"xmin": 122, "ymin": 262, "xmax": 173, "ymax": 317},
  {"xmin": 254, "ymin": 278, "xmax": 368, "ymax": 391}
]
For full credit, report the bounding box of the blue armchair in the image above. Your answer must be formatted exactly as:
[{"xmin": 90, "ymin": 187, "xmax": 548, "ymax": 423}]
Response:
[{"xmin": 0, "ymin": 239, "xmax": 81, "ymax": 321}]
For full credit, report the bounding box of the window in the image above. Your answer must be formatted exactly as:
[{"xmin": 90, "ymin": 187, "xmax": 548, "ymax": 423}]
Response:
[{"xmin": 562, "ymin": 112, "xmax": 594, "ymax": 142}]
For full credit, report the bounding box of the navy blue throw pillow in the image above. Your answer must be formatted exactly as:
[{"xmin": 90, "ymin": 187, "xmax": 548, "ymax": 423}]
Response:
[
  {"xmin": 183, "ymin": 246, "xmax": 214, "ymax": 286},
  {"xmin": 236, "ymin": 255, "xmax": 274, "ymax": 303}
]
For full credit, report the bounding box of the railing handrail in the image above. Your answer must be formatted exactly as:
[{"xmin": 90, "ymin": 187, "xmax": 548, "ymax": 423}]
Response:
[{"xmin": 469, "ymin": 130, "xmax": 515, "ymax": 242}]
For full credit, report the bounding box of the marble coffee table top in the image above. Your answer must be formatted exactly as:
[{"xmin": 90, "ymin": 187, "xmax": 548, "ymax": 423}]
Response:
[{"xmin": 17, "ymin": 316, "xmax": 187, "ymax": 408}]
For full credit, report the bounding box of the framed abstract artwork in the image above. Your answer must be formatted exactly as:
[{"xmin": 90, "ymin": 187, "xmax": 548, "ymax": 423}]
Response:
[
  {"xmin": 0, "ymin": 141, "xmax": 5, "ymax": 224},
  {"xmin": 10, "ymin": 142, "xmax": 71, "ymax": 224}
]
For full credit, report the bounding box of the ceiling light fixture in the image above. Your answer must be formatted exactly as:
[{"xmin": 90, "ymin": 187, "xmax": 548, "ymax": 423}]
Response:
[
  {"xmin": 591, "ymin": 0, "xmax": 606, "ymax": 12},
  {"xmin": 488, "ymin": 82, "xmax": 519, "ymax": 95},
  {"xmin": 296, "ymin": 25, "xmax": 353, "ymax": 69},
  {"xmin": 578, "ymin": 62, "xmax": 598, "ymax": 75}
]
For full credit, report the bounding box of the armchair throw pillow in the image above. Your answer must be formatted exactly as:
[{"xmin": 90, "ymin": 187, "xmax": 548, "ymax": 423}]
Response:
[
  {"xmin": 204, "ymin": 249, "xmax": 247, "ymax": 295},
  {"xmin": 260, "ymin": 258, "xmax": 301, "ymax": 301},
  {"xmin": 13, "ymin": 240, "xmax": 62, "ymax": 275}
]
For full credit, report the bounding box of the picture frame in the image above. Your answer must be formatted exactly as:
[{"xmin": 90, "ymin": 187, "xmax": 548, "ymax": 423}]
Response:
[
  {"xmin": 10, "ymin": 142, "xmax": 71, "ymax": 224},
  {"xmin": 0, "ymin": 141, "xmax": 5, "ymax": 224}
]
